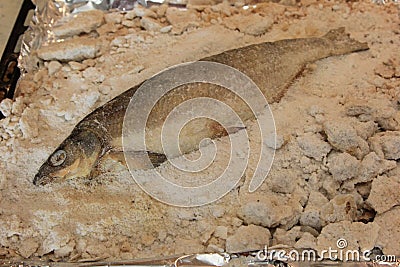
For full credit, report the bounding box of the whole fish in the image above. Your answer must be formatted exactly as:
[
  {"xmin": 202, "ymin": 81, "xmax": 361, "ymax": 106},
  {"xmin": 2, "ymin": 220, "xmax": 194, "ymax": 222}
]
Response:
[{"xmin": 33, "ymin": 28, "xmax": 368, "ymax": 185}]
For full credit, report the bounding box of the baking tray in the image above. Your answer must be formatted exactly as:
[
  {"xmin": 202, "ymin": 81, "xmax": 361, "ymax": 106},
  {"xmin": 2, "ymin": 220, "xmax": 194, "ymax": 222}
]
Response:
[{"xmin": 0, "ymin": 0, "xmax": 35, "ymax": 119}]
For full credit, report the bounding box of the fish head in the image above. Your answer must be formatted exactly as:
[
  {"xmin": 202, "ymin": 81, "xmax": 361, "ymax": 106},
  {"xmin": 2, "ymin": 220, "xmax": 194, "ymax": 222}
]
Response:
[{"xmin": 33, "ymin": 130, "xmax": 103, "ymax": 186}]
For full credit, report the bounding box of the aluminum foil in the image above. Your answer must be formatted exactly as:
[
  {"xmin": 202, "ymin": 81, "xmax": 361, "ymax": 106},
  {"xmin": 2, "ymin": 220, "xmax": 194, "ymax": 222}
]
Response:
[{"xmin": 18, "ymin": 0, "xmax": 187, "ymax": 73}]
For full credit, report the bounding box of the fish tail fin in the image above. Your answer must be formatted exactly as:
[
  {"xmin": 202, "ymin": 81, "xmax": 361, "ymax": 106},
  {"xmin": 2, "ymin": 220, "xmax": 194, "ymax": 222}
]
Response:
[
  {"xmin": 323, "ymin": 27, "xmax": 369, "ymax": 55},
  {"xmin": 147, "ymin": 151, "xmax": 168, "ymax": 168}
]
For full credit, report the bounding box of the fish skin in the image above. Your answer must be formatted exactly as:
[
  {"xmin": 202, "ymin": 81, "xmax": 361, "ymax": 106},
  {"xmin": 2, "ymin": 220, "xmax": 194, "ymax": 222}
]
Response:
[{"xmin": 33, "ymin": 28, "xmax": 368, "ymax": 186}]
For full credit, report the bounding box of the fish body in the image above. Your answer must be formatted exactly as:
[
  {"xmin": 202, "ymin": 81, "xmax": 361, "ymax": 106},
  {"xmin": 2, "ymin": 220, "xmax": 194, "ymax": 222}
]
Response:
[{"xmin": 33, "ymin": 28, "xmax": 368, "ymax": 185}]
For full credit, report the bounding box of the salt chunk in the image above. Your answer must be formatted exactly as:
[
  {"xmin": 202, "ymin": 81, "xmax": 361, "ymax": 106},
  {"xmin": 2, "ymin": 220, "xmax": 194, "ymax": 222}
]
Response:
[
  {"xmin": 238, "ymin": 194, "xmax": 302, "ymax": 228},
  {"xmin": 211, "ymin": 2, "xmax": 232, "ymax": 16},
  {"xmin": 82, "ymin": 67, "xmax": 105, "ymax": 83},
  {"xmin": 140, "ymin": 17, "xmax": 162, "ymax": 32},
  {"xmin": 374, "ymin": 206, "xmax": 400, "ymax": 255},
  {"xmin": 111, "ymin": 36, "xmax": 126, "ymax": 47},
  {"xmin": 68, "ymin": 91, "xmax": 100, "ymax": 121},
  {"xmin": 134, "ymin": 6, "xmax": 157, "ymax": 18},
  {"xmin": 300, "ymin": 210, "xmax": 322, "ymax": 230},
  {"xmin": 64, "ymin": 111, "xmax": 74, "ymax": 121},
  {"xmin": 19, "ymin": 108, "xmax": 39, "ymax": 138},
  {"xmin": 33, "ymin": 69, "xmax": 46, "ymax": 83},
  {"xmin": 122, "ymin": 20, "xmax": 136, "ymax": 28},
  {"xmin": 268, "ymin": 169, "xmax": 296, "ymax": 193},
  {"xmin": 352, "ymin": 121, "xmax": 377, "ymax": 140},
  {"xmin": 295, "ymin": 232, "xmax": 317, "ymax": 249},
  {"xmin": 214, "ymin": 226, "xmax": 228, "ymax": 240},
  {"xmin": 86, "ymin": 243, "xmax": 107, "ymax": 257},
  {"xmin": 47, "ymin": 61, "xmax": 62, "ymax": 76},
  {"xmin": 156, "ymin": 4, "xmax": 168, "ymax": 17},
  {"xmin": 166, "ymin": 7, "xmax": 200, "ymax": 34},
  {"xmin": 320, "ymin": 194, "xmax": 357, "ymax": 224},
  {"xmin": 0, "ymin": 99, "xmax": 13, "ymax": 117},
  {"xmin": 75, "ymin": 239, "xmax": 87, "ymax": 253},
  {"xmin": 37, "ymin": 37, "xmax": 100, "ymax": 62},
  {"xmin": 345, "ymin": 100, "xmax": 374, "ymax": 117},
  {"xmin": 211, "ymin": 206, "xmax": 225, "ymax": 218},
  {"xmin": 105, "ymin": 12, "xmax": 123, "ymax": 24},
  {"xmin": 61, "ymin": 65, "xmax": 71, "ymax": 73},
  {"xmin": 18, "ymin": 238, "xmax": 39, "ymax": 258},
  {"xmin": 124, "ymin": 10, "xmax": 136, "ymax": 20},
  {"xmin": 42, "ymin": 228, "xmax": 70, "ymax": 255},
  {"xmin": 224, "ymin": 14, "xmax": 273, "ymax": 36},
  {"xmin": 53, "ymin": 10, "xmax": 104, "ymax": 38},
  {"xmin": 126, "ymin": 34, "xmax": 145, "ymax": 43},
  {"xmin": 99, "ymin": 22, "xmax": 120, "ymax": 35},
  {"xmin": 98, "ymin": 85, "xmax": 111, "ymax": 95},
  {"xmin": 69, "ymin": 61, "xmax": 86, "ymax": 71},
  {"xmin": 367, "ymin": 176, "xmax": 400, "ymax": 214},
  {"xmin": 11, "ymin": 97, "xmax": 24, "ymax": 116},
  {"xmin": 323, "ymin": 120, "xmax": 369, "ymax": 159},
  {"xmin": 299, "ymin": 156, "xmax": 319, "ymax": 174},
  {"xmin": 160, "ymin": 25, "xmax": 172, "ymax": 33},
  {"xmin": 369, "ymin": 131, "xmax": 400, "ymax": 160},
  {"xmin": 264, "ymin": 133, "xmax": 284, "ymax": 149},
  {"xmin": 297, "ymin": 133, "xmax": 331, "ymax": 161},
  {"xmin": 273, "ymin": 226, "xmax": 302, "ymax": 246},
  {"xmin": 80, "ymin": 91, "xmax": 100, "ymax": 110},
  {"xmin": 373, "ymin": 103, "xmax": 398, "ymax": 131},
  {"xmin": 226, "ymin": 225, "xmax": 270, "ymax": 253},
  {"xmin": 231, "ymin": 217, "xmax": 242, "ymax": 227},
  {"xmin": 54, "ymin": 241, "xmax": 74, "ymax": 258},
  {"xmin": 346, "ymin": 98, "xmax": 399, "ymax": 131},
  {"xmin": 322, "ymin": 176, "xmax": 340, "ymax": 199},
  {"xmin": 300, "ymin": 191, "xmax": 329, "ymax": 229},
  {"xmin": 358, "ymin": 152, "xmax": 396, "ymax": 182},
  {"xmin": 83, "ymin": 59, "xmax": 96, "ymax": 67},
  {"xmin": 327, "ymin": 152, "xmax": 360, "ymax": 182}
]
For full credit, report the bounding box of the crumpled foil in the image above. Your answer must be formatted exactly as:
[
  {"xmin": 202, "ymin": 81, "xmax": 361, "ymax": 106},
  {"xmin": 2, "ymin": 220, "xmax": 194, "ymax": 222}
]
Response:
[
  {"xmin": 18, "ymin": 0, "xmax": 187, "ymax": 73},
  {"xmin": 19, "ymin": 0, "xmax": 131, "ymax": 72}
]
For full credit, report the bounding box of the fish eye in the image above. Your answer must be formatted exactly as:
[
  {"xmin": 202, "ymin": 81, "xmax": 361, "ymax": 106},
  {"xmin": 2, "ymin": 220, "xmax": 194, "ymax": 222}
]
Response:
[{"xmin": 49, "ymin": 150, "xmax": 67, "ymax": 166}]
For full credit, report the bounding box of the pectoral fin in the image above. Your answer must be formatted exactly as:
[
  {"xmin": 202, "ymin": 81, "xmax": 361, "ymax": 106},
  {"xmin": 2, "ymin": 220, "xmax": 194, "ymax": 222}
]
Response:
[{"xmin": 107, "ymin": 148, "xmax": 167, "ymax": 170}]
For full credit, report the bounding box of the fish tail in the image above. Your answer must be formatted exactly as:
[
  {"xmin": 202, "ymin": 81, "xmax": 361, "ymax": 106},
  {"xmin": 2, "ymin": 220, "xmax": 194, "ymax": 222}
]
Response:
[{"xmin": 323, "ymin": 27, "xmax": 369, "ymax": 55}]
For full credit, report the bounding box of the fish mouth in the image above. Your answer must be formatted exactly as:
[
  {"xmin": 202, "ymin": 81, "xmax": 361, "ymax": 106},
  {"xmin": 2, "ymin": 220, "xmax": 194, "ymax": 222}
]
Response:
[{"xmin": 33, "ymin": 174, "xmax": 52, "ymax": 186}]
